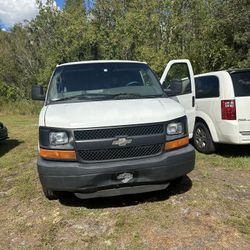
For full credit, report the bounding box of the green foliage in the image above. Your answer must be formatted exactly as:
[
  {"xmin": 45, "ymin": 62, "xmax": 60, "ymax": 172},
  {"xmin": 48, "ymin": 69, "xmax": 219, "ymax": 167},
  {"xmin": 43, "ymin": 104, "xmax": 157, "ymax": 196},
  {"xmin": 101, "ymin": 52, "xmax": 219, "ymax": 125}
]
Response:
[
  {"xmin": 0, "ymin": 83, "xmax": 16, "ymax": 101},
  {"xmin": 0, "ymin": 99, "xmax": 42, "ymax": 115},
  {"xmin": 0, "ymin": 0, "xmax": 249, "ymax": 102}
]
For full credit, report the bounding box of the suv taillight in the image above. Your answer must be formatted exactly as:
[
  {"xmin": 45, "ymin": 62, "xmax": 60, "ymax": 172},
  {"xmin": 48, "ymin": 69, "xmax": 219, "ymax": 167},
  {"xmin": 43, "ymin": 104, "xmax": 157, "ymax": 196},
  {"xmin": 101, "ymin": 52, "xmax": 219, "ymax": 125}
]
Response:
[{"xmin": 221, "ymin": 100, "xmax": 236, "ymax": 120}]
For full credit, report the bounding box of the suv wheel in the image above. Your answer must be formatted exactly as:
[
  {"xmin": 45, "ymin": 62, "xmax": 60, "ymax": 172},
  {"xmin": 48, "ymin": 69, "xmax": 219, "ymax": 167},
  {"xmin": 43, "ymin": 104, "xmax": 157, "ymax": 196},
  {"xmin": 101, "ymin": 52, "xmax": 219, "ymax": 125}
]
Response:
[
  {"xmin": 193, "ymin": 122, "xmax": 215, "ymax": 154},
  {"xmin": 42, "ymin": 186, "xmax": 59, "ymax": 200}
]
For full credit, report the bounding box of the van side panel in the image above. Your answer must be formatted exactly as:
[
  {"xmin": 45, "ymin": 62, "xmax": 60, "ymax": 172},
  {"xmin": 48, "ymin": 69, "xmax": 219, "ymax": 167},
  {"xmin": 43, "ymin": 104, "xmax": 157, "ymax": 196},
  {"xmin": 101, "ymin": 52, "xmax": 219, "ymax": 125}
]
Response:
[
  {"xmin": 230, "ymin": 70, "xmax": 250, "ymax": 142},
  {"xmin": 220, "ymin": 72, "xmax": 250, "ymax": 143},
  {"xmin": 220, "ymin": 72, "xmax": 235, "ymax": 99},
  {"xmin": 236, "ymin": 98, "xmax": 250, "ymax": 136},
  {"xmin": 195, "ymin": 71, "xmax": 250, "ymax": 144},
  {"xmin": 195, "ymin": 72, "xmax": 240, "ymax": 144},
  {"xmin": 216, "ymin": 120, "xmax": 241, "ymax": 144},
  {"xmin": 195, "ymin": 72, "xmax": 225, "ymax": 142}
]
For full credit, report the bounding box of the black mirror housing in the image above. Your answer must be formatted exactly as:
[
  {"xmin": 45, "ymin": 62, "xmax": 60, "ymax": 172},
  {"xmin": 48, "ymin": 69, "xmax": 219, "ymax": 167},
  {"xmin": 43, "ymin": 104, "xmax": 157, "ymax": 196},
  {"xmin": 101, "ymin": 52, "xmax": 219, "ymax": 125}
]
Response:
[
  {"xmin": 164, "ymin": 88, "xmax": 175, "ymax": 96},
  {"xmin": 32, "ymin": 85, "xmax": 45, "ymax": 101},
  {"xmin": 164, "ymin": 79, "xmax": 183, "ymax": 96}
]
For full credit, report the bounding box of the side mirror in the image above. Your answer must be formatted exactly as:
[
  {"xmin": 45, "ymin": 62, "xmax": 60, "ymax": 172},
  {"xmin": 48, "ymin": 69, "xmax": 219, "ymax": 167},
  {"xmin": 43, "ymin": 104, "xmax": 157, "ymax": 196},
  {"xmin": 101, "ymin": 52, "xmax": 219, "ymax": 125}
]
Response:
[
  {"xmin": 164, "ymin": 88, "xmax": 175, "ymax": 96},
  {"xmin": 164, "ymin": 79, "xmax": 183, "ymax": 96},
  {"xmin": 32, "ymin": 85, "xmax": 45, "ymax": 101}
]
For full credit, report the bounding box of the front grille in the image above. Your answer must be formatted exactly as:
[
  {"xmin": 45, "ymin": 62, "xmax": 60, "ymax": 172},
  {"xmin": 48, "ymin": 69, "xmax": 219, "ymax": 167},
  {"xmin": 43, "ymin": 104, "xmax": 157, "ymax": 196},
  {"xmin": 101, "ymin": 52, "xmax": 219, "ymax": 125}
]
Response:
[
  {"xmin": 78, "ymin": 144, "xmax": 162, "ymax": 162},
  {"xmin": 74, "ymin": 124, "xmax": 164, "ymax": 141}
]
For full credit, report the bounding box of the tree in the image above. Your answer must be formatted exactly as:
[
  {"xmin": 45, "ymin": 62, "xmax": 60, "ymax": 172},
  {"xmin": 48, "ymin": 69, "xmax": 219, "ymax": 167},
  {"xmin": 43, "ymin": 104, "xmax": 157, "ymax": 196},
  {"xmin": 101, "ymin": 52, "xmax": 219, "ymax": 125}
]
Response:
[
  {"xmin": 64, "ymin": 0, "xmax": 86, "ymax": 12},
  {"xmin": 0, "ymin": 0, "xmax": 249, "ymax": 100}
]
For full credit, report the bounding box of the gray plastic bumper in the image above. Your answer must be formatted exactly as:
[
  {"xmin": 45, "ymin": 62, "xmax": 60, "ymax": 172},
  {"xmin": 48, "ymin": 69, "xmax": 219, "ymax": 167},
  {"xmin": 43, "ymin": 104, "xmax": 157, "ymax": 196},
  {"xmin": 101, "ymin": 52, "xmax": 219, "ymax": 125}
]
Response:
[{"xmin": 37, "ymin": 145, "xmax": 195, "ymax": 197}]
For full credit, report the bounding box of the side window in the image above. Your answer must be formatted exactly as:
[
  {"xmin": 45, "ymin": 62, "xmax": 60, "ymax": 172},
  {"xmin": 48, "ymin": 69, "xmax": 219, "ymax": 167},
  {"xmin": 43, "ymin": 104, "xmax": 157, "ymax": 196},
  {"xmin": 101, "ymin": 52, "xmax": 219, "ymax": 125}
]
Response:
[
  {"xmin": 195, "ymin": 76, "xmax": 219, "ymax": 99},
  {"xmin": 230, "ymin": 71, "xmax": 250, "ymax": 97},
  {"xmin": 162, "ymin": 63, "xmax": 191, "ymax": 95}
]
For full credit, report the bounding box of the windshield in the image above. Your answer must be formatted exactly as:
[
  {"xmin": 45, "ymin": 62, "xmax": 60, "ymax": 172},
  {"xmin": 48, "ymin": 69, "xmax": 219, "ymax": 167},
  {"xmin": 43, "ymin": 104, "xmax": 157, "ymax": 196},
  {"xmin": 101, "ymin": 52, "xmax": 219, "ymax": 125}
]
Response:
[
  {"xmin": 47, "ymin": 62, "xmax": 164, "ymax": 103},
  {"xmin": 230, "ymin": 70, "xmax": 250, "ymax": 97}
]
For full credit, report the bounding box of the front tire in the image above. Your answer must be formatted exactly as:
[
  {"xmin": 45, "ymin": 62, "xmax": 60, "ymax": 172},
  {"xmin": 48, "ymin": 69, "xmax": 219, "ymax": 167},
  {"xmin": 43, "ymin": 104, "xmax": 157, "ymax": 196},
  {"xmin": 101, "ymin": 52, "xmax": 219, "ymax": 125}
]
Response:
[
  {"xmin": 193, "ymin": 122, "xmax": 215, "ymax": 154},
  {"xmin": 42, "ymin": 186, "xmax": 59, "ymax": 200},
  {"xmin": 171, "ymin": 176, "xmax": 185, "ymax": 184}
]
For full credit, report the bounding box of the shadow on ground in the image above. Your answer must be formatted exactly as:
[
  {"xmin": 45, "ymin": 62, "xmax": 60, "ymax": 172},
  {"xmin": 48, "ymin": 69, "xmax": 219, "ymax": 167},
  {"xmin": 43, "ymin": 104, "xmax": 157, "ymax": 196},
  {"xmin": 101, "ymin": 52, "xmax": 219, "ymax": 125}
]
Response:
[
  {"xmin": 0, "ymin": 139, "xmax": 23, "ymax": 158},
  {"xmin": 59, "ymin": 175, "xmax": 192, "ymax": 208},
  {"xmin": 215, "ymin": 144, "xmax": 250, "ymax": 157}
]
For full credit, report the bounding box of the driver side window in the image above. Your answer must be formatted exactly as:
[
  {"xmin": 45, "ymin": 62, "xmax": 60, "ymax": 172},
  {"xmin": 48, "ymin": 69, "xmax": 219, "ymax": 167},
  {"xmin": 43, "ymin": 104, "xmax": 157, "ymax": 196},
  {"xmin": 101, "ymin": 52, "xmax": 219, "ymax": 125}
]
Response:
[{"xmin": 162, "ymin": 63, "xmax": 191, "ymax": 95}]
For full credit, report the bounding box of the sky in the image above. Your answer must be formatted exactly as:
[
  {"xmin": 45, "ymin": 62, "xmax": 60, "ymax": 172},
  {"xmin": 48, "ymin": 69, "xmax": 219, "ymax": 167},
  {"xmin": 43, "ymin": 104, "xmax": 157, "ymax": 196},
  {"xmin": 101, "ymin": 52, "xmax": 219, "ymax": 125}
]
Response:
[{"xmin": 0, "ymin": 0, "xmax": 65, "ymax": 29}]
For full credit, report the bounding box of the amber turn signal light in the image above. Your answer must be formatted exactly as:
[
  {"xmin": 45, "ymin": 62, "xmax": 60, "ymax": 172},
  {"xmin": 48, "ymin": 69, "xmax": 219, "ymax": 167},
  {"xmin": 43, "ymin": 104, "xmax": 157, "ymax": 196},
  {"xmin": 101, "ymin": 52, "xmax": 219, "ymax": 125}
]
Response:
[
  {"xmin": 40, "ymin": 148, "xmax": 76, "ymax": 160},
  {"xmin": 165, "ymin": 137, "xmax": 189, "ymax": 151}
]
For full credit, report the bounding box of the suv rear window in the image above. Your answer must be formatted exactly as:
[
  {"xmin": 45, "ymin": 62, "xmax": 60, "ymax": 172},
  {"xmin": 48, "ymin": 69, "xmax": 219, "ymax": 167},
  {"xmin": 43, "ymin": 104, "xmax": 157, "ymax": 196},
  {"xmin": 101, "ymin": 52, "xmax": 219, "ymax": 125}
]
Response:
[
  {"xmin": 230, "ymin": 71, "xmax": 250, "ymax": 97},
  {"xmin": 195, "ymin": 75, "xmax": 219, "ymax": 99}
]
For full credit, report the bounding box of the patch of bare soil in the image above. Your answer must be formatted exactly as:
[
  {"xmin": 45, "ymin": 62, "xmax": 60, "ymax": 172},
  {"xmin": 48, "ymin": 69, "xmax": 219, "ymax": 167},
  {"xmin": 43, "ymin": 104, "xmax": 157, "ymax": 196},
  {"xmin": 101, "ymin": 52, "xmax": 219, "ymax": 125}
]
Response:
[{"xmin": 0, "ymin": 161, "xmax": 249, "ymax": 249}]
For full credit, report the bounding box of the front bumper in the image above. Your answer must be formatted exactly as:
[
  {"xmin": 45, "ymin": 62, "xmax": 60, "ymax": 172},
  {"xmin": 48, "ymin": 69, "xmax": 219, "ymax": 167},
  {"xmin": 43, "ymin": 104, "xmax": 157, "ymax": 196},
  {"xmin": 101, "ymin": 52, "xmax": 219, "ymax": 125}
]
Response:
[{"xmin": 38, "ymin": 145, "xmax": 195, "ymax": 198}]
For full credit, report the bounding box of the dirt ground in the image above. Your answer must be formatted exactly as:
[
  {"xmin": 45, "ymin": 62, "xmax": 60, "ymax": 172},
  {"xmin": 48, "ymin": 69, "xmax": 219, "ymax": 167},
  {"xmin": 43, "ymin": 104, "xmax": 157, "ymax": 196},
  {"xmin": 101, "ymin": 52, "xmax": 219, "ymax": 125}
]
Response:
[{"xmin": 0, "ymin": 115, "xmax": 249, "ymax": 249}]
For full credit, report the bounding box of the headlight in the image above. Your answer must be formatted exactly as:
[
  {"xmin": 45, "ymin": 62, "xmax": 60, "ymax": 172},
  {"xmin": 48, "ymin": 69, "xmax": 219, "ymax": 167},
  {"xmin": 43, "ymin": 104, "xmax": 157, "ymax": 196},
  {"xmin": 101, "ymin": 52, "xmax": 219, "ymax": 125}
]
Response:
[
  {"xmin": 49, "ymin": 132, "xmax": 69, "ymax": 145},
  {"xmin": 167, "ymin": 122, "xmax": 183, "ymax": 135}
]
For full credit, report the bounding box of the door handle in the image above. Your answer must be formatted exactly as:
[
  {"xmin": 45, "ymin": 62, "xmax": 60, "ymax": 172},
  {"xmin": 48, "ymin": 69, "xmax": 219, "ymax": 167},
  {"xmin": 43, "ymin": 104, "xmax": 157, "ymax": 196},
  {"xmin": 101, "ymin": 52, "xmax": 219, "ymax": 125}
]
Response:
[{"xmin": 192, "ymin": 96, "xmax": 195, "ymax": 107}]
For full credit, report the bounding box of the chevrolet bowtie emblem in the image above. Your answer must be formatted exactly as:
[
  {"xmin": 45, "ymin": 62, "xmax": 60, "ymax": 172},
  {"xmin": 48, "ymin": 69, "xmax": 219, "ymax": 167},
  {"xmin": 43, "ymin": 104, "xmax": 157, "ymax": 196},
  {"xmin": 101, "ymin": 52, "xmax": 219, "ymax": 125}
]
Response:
[{"xmin": 112, "ymin": 137, "xmax": 132, "ymax": 147}]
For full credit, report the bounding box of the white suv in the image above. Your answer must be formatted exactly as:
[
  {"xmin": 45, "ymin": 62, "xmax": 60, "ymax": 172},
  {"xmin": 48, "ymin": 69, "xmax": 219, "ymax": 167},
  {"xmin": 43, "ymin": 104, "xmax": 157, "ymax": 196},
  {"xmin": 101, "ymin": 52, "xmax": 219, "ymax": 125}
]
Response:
[{"xmin": 193, "ymin": 69, "xmax": 250, "ymax": 153}]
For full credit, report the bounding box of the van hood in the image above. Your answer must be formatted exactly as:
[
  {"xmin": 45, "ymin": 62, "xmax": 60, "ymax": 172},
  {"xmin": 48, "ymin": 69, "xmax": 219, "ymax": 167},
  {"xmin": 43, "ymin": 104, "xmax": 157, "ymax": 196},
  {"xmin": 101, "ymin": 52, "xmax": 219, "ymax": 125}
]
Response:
[{"xmin": 42, "ymin": 98, "xmax": 185, "ymax": 128}]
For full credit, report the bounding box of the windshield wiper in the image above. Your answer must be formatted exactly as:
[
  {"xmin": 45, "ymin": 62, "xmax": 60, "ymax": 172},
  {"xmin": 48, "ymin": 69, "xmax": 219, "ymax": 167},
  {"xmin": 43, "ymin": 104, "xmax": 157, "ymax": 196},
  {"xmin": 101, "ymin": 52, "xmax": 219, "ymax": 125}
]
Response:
[
  {"xmin": 111, "ymin": 93, "xmax": 165, "ymax": 99},
  {"xmin": 51, "ymin": 93, "xmax": 112, "ymax": 102},
  {"xmin": 144, "ymin": 94, "xmax": 166, "ymax": 98},
  {"xmin": 111, "ymin": 93, "xmax": 143, "ymax": 99},
  {"xmin": 51, "ymin": 92, "xmax": 165, "ymax": 102},
  {"xmin": 51, "ymin": 94, "xmax": 91, "ymax": 102}
]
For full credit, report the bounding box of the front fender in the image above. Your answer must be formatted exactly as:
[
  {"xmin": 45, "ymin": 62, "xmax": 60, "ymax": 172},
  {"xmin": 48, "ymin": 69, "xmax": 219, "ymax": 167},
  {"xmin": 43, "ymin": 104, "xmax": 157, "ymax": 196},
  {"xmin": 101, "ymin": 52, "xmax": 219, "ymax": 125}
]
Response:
[{"xmin": 195, "ymin": 111, "xmax": 219, "ymax": 142}]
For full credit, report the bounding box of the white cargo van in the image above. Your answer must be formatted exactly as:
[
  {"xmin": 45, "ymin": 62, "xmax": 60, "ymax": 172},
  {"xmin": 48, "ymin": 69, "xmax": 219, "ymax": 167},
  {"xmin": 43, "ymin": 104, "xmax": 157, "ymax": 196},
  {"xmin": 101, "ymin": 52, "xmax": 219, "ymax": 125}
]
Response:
[
  {"xmin": 193, "ymin": 69, "xmax": 250, "ymax": 153},
  {"xmin": 32, "ymin": 60, "xmax": 196, "ymax": 200}
]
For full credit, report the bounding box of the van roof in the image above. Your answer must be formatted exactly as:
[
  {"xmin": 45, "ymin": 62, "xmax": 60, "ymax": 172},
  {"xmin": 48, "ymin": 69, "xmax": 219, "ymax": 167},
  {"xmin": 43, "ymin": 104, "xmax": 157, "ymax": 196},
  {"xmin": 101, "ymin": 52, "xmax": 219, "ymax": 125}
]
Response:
[
  {"xmin": 227, "ymin": 68, "xmax": 250, "ymax": 74},
  {"xmin": 195, "ymin": 68, "xmax": 250, "ymax": 77},
  {"xmin": 57, "ymin": 60, "xmax": 147, "ymax": 67}
]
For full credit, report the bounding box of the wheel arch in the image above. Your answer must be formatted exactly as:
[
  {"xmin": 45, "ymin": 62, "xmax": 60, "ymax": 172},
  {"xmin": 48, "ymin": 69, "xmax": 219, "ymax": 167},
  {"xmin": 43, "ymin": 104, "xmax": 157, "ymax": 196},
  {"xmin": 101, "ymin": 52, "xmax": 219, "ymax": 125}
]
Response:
[{"xmin": 194, "ymin": 113, "xmax": 219, "ymax": 142}]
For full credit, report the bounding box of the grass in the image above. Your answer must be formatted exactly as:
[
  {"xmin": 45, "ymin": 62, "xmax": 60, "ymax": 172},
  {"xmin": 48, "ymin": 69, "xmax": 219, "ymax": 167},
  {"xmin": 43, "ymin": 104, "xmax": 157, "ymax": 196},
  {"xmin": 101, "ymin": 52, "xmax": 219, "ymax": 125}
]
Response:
[
  {"xmin": 197, "ymin": 151, "xmax": 250, "ymax": 170},
  {"xmin": 0, "ymin": 113, "xmax": 250, "ymax": 249},
  {"xmin": 0, "ymin": 100, "xmax": 42, "ymax": 115}
]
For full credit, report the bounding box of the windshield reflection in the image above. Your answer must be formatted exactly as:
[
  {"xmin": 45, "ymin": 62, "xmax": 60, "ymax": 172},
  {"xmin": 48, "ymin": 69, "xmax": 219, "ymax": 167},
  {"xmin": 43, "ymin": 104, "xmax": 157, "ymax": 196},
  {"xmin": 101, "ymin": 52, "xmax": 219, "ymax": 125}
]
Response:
[{"xmin": 48, "ymin": 62, "xmax": 165, "ymax": 103}]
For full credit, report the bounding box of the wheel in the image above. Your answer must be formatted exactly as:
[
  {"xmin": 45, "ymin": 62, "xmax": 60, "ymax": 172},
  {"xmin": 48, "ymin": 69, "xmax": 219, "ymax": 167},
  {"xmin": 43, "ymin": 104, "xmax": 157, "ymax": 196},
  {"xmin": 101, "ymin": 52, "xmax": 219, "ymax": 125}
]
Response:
[
  {"xmin": 171, "ymin": 176, "xmax": 185, "ymax": 185},
  {"xmin": 42, "ymin": 186, "xmax": 59, "ymax": 200},
  {"xmin": 193, "ymin": 122, "xmax": 215, "ymax": 154}
]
